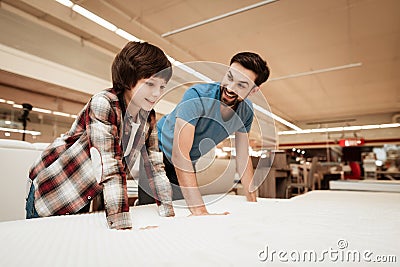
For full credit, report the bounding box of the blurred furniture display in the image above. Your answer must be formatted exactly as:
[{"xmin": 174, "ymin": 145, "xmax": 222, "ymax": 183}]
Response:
[
  {"xmin": 289, "ymin": 163, "xmax": 301, "ymax": 183},
  {"xmin": 0, "ymin": 139, "xmax": 47, "ymax": 222},
  {"xmin": 374, "ymin": 146, "xmax": 400, "ymax": 180},
  {"xmin": 329, "ymin": 179, "xmax": 400, "ymax": 193},
  {"xmin": 258, "ymin": 168, "xmax": 291, "ymax": 198},
  {"xmin": 257, "ymin": 151, "xmax": 291, "ymax": 198},
  {"xmin": 196, "ymin": 158, "xmax": 238, "ymax": 196},
  {"xmin": 376, "ymin": 170, "xmax": 400, "ymax": 180},
  {"xmin": 341, "ymin": 164, "xmax": 352, "ymax": 176},
  {"xmin": 285, "ymin": 156, "xmax": 319, "ymax": 198},
  {"xmin": 314, "ymin": 162, "xmax": 342, "ymax": 189},
  {"xmin": 0, "ymin": 138, "xmax": 141, "ymax": 220},
  {"xmin": 363, "ymin": 158, "xmax": 377, "ymax": 179}
]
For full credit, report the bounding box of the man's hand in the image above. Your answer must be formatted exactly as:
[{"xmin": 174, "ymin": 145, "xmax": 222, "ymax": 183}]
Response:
[
  {"xmin": 246, "ymin": 191, "xmax": 257, "ymax": 202},
  {"xmin": 139, "ymin": 225, "xmax": 158, "ymax": 230},
  {"xmin": 189, "ymin": 211, "xmax": 230, "ymax": 217},
  {"xmin": 188, "ymin": 205, "xmax": 230, "ymax": 216},
  {"xmin": 118, "ymin": 225, "xmax": 158, "ymax": 230},
  {"xmin": 235, "ymin": 132, "xmax": 258, "ymax": 203}
]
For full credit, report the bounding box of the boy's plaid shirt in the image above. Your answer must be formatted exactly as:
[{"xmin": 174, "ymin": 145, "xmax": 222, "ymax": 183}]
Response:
[{"xmin": 29, "ymin": 88, "xmax": 174, "ymax": 229}]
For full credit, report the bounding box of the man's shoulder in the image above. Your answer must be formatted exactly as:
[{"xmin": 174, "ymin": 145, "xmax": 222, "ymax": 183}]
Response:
[
  {"xmin": 242, "ymin": 98, "xmax": 253, "ymax": 107},
  {"xmin": 186, "ymin": 82, "xmax": 219, "ymax": 98},
  {"xmin": 238, "ymin": 97, "xmax": 253, "ymax": 109}
]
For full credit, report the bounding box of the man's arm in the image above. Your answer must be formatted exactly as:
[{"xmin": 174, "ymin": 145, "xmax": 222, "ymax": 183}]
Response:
[
  {"xmin": 171, "ymin": 118, "xmax": 209, "ymax": 215},
  {"xmin": 235, "ymin": 131, "xmax": 257, "ymax": 202}
]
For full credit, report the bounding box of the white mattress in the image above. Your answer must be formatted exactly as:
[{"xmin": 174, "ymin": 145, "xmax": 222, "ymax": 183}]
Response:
[
  {"xmin": 0, "ymin": 191, "xmax": 399, "ymax": 266},
  {"xmin": 330, "ymin": 180, "xmax": 400, "ymax": 193}
]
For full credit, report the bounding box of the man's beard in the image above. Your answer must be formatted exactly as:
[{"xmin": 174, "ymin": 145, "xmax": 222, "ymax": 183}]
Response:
[{"xmin": 220, "ymin": 86, "xmax": 241, "ymax": 108}]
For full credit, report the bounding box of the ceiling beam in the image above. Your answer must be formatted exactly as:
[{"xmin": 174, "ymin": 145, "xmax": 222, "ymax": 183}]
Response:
[{"xmin": 162, "ymin": 0, "xmax": 279, "ymax": 37}]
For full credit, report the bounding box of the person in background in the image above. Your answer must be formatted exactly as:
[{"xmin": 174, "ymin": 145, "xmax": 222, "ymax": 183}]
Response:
[
  {"xmin": 26, "ymin": 41, "xmax": 175, "ymax": 230},
  {"xmin": 157, "ymin": 52, "xmax": 270, "ymax": 216},
  {"xmin": 345, "ymin": 161, "xmax": 362, "ymax": 180}
]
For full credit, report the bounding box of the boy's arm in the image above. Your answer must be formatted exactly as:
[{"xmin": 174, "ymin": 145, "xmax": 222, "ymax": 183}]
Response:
[
  {"xmin": 88, "ymin": 95, "xmax": 132, "ymax": 229},
  {"xmin": 146, "ymin": 126, "xmax": 175, "ymax": 217}
]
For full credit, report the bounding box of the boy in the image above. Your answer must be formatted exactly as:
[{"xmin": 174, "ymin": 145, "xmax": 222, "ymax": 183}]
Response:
[{"xmin": 26, "ymin": 41, "xmax": 175, "ymax": 229}]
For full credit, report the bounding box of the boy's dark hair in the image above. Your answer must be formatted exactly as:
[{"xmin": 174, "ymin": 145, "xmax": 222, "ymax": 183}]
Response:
[
  {"xmin": 112, "ymin": 41, "xmax": 172, "ymax": 93},
  {"xmin": 230, "ymin": 52, "xmax": 270, "ymax": 87}
]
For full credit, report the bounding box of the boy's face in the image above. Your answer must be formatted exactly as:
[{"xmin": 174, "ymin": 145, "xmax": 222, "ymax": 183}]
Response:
[
  {"xmin": 220, "ymin": 62, "xmax": 258, "ymax": 107},
  {"xmin": 126, "ymin": 77, "xmax": 167, "ymax": 112}
]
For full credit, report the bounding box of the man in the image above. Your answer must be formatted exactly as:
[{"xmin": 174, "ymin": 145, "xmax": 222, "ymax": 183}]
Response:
[{"xmin": 157, "ymin": 52, "xmax": 270, "ymax": 215}]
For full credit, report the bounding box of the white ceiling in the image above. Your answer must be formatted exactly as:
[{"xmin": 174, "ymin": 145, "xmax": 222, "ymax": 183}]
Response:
[{"xmin": 0, "ymin": 0, "xmax": 399, "ymax": 146}]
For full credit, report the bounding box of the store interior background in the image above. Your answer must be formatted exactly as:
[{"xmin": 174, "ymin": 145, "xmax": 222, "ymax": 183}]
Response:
[{"xmin": 1, "ymin": 0, "xmax": 399, "ymax": 181}]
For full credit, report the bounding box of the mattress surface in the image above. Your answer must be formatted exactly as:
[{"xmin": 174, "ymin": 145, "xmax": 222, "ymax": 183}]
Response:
[{"xmin": 0, "ymin": 191, "xmax": 399, "ymax": 266}]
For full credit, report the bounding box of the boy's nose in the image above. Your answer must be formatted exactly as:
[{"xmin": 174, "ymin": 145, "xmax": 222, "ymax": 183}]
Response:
[{"xmin": 152, "ymin": 87, "xmax": 162, "ymax": 97}]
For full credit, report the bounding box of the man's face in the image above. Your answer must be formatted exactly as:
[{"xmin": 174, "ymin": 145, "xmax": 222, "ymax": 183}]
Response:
[{"xmin": 220, "ymin": 62, "xmax": 258, "ymax": 107}]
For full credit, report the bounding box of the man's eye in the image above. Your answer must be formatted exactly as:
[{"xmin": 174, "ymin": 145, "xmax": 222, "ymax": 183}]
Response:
[
  {"xmin": 146, "ymin": 82, "xmax": 154, "ymax": 86},
  {"xmin": 238, "ymin": 83, "xmax": 245, "ymax": 89},
  {"xmin": 227, "ymin": 75, "xmax": 233, "ymax": 81}
]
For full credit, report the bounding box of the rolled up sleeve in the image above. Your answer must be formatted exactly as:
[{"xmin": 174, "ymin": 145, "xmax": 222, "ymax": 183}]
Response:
[{"xmin": 106, "ymin": 211, "xmax": 132, "ymax": 229}]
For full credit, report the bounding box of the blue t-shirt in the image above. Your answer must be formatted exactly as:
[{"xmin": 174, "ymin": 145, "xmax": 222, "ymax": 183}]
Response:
[{"xmin": 157, "ymin": 82, "xmax": 254, "ymax": 162}]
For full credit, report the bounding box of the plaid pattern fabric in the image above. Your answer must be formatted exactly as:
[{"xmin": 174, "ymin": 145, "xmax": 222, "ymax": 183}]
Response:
[{"xmin": 29, "ymin": 88, "xmax": 174, "ymax": 229}]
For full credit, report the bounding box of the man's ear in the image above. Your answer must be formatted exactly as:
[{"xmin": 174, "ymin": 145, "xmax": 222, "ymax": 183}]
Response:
[{"xmin": 248, "ymin": 86, "xmax": 260, "ymax": 96}]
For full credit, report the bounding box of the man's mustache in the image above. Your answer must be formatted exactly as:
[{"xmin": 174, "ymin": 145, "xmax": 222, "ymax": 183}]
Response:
[{"xmin": 221, "ymin": 86, "xmax": 239, "ymax": 98}]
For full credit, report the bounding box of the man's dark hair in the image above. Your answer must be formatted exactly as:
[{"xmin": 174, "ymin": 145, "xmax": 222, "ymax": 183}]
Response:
[
  {"xmin": 230, "ymin": 52, "xmax": 270, "ymax": 86},
  {"xmin": 112, "ymin": 41, "xmax": 172, "ymax": 93}
]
